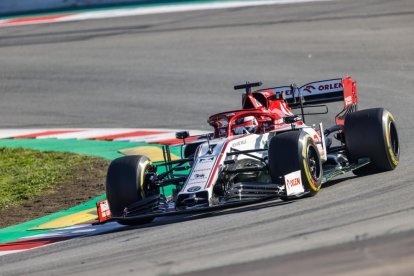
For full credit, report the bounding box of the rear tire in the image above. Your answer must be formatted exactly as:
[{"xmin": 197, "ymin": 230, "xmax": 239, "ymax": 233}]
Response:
[
  {"xmin": 106, "ymin": 155, "xmax": 157, "ymax": 225},
  {"xmin": 268, "ymin": 130, "xmax": 322, "ymax": 199},
  {"xmin": 344, "ymin": 108, "xmax": 399, "ymax": 175}
]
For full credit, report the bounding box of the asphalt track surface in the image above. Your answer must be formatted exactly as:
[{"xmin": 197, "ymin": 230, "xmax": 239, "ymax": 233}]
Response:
[{"xmin": 1, "ymin": 0, "xmax": 414, "ymax": 275}]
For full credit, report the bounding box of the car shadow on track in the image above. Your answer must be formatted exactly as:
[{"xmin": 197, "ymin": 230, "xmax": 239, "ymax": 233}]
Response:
[
  {"xmin": 99, "ymin": 199, "xmax": 293, "ymax": 235},
  {"xmin": 94, "ymin": 175, "xmax": 358, "ymax": 236}
]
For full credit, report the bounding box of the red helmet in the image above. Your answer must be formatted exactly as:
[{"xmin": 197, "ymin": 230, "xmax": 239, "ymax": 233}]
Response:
[{"xmin": 232, "ymin": 116, "xmax": 258, "ymax": 135}]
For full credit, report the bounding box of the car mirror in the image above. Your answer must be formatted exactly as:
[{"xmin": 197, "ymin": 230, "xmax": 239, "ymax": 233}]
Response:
[{"xmin": 176, "ymin": 131, "xmax": 190, "ymax": 139}]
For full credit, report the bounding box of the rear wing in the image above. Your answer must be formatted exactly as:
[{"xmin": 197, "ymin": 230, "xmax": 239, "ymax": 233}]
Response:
[{"xmin": 267, "ymin": 77, "xmax": 357, "ymax": 110}]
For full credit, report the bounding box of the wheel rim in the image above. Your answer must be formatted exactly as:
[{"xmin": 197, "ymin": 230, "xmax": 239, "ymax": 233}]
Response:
[
  {"xmin": 306, "ymin": 144, "xmax": 321, "ymax": 181},
  {"xmin": 389, "ymin": 121, "xmax": 399, "ymax": 158}
]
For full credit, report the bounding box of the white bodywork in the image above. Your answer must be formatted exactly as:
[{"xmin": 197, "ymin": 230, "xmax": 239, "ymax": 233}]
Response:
[{"xmin": 178, "ymin": 123, "xmax": 326, "ymax": 202}]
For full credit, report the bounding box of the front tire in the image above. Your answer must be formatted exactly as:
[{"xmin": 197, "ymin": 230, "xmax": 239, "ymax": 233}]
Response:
[
  {"xmin": 268, "ymin": 130, "xmax": 322, "ymax": 199},
  {"xmin": 106, "ymin": 155, "xmax": 157, "ymax": 225},
  {"xmin": 344, "ymin": 108, "xmax": 399, "ymax": 175}
]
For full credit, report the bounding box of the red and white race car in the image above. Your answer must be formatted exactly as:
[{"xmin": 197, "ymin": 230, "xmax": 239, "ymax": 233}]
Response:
[{"xmin": 96, "ymin": 77, "xmax": 400, "ymax": 225}]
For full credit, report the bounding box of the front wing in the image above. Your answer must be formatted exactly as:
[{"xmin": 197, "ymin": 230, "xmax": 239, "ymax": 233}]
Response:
[{"xmin": 95, "ymin": 158, "xmax": 370, "ymax": 225}]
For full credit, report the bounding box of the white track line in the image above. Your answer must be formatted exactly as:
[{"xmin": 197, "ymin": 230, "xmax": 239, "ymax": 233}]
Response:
[
  {"xmin": 64, "ymin": 0, "xmax": 328, "ymax": 22},
  {"xmin": 117, "ymin": 130, "xmax": 208, "ymax": 142},
  {"xmin": 0, "ymin": 129, "xmax": 49, "ymax": 139},
  {"xmin": 0, "ymin": 128, "xmax": 209, "ymax": 143},
  {"xmin": 0, "ymin": 0, "xmax": 329, "ymax": 27},
  {"xmin": 0, "ymin": 222, "xmax": 125, "ymax": 257},
  {"xmin": 37, "ymin": 128, "xmax": 138, "ymax": 139},
  {"xmin": 0, "ymin": 250, "xmax": 24, "ymax": 256}
]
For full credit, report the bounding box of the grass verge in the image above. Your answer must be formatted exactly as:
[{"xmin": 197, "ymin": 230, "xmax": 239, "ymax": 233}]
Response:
[{"xmin": 0, "ymin": 147, "xmax": 109, "ymax": 228}]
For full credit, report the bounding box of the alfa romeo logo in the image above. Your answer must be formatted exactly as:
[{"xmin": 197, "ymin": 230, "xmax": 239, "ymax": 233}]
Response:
[{"xmin": 187, "ymin": 186, "xmax": 201, "ymax": 192}]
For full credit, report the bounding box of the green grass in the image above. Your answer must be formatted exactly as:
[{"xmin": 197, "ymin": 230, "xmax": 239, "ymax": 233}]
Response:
[{"xmin": 0, "ymin": 147, "xmax": 101, "ymax": 210}]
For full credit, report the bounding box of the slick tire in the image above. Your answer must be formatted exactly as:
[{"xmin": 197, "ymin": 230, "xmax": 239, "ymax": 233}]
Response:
[
  {"xmin": 344, "ymin": 108, "xmax": 399, "ymax": 175},
  {"xmin": 106, "ymin": 155, "xmax": 155, "ymax": 225},
  {"xmin": 268, "ymin": 130, "xmax": 322, "ymax": 199}
]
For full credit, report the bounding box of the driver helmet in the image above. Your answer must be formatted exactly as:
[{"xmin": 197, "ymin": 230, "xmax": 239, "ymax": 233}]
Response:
[{"xmin": 232, "ymin": 116, "xmax": 258, "ymax": 135}]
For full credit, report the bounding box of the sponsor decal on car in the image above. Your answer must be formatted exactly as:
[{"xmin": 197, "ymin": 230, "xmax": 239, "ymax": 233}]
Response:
[
  {"xmin": 97, "ymin": 199, "xmax": 111, "ymax": 223},
  {"xmin": 185, "ymin": 156, "xmax": 217, "ymax": 189},
  {"xmin": 271, "ymin": 79, "xmax": 343, "ymax": 98},
  {"xmin": 187, "ymin": 186, "xmax": 202, "ymax": 192},
  {"xmin": 303, "ymin": 85, "xmax": 316, "ymax": 93},
  {"xmin": 231, "ymin": 139, "xmax": 247, "ymax": 147},
  {"xmin": 199, "ymin": 156, "xmax": 214, "ymax": 163},
  {"xmin": 194, "ymin": 173, "xmax": 205, "ymax": 179},
  {"xmin": 284, "ymin": 170, "xmax": 305, "ymax": 196}
]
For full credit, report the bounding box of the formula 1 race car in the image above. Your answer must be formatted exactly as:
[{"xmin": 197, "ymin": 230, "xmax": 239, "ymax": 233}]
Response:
[{"xmin": 96, "ymin": 77, "xmax": 400, "ymax": 225}]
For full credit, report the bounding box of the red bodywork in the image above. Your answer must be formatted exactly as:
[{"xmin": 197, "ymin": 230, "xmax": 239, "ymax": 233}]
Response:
[
  {"xmin": 336, "ymin": 77, "xmax": 358, "ymax": 125},
  {"xmin": 97, "ymin": 199, "xmax": 111, "ymax": 222},
  {"xmin": 208, "ymin": 77, "xmax": 357, "ymax": 138}
]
